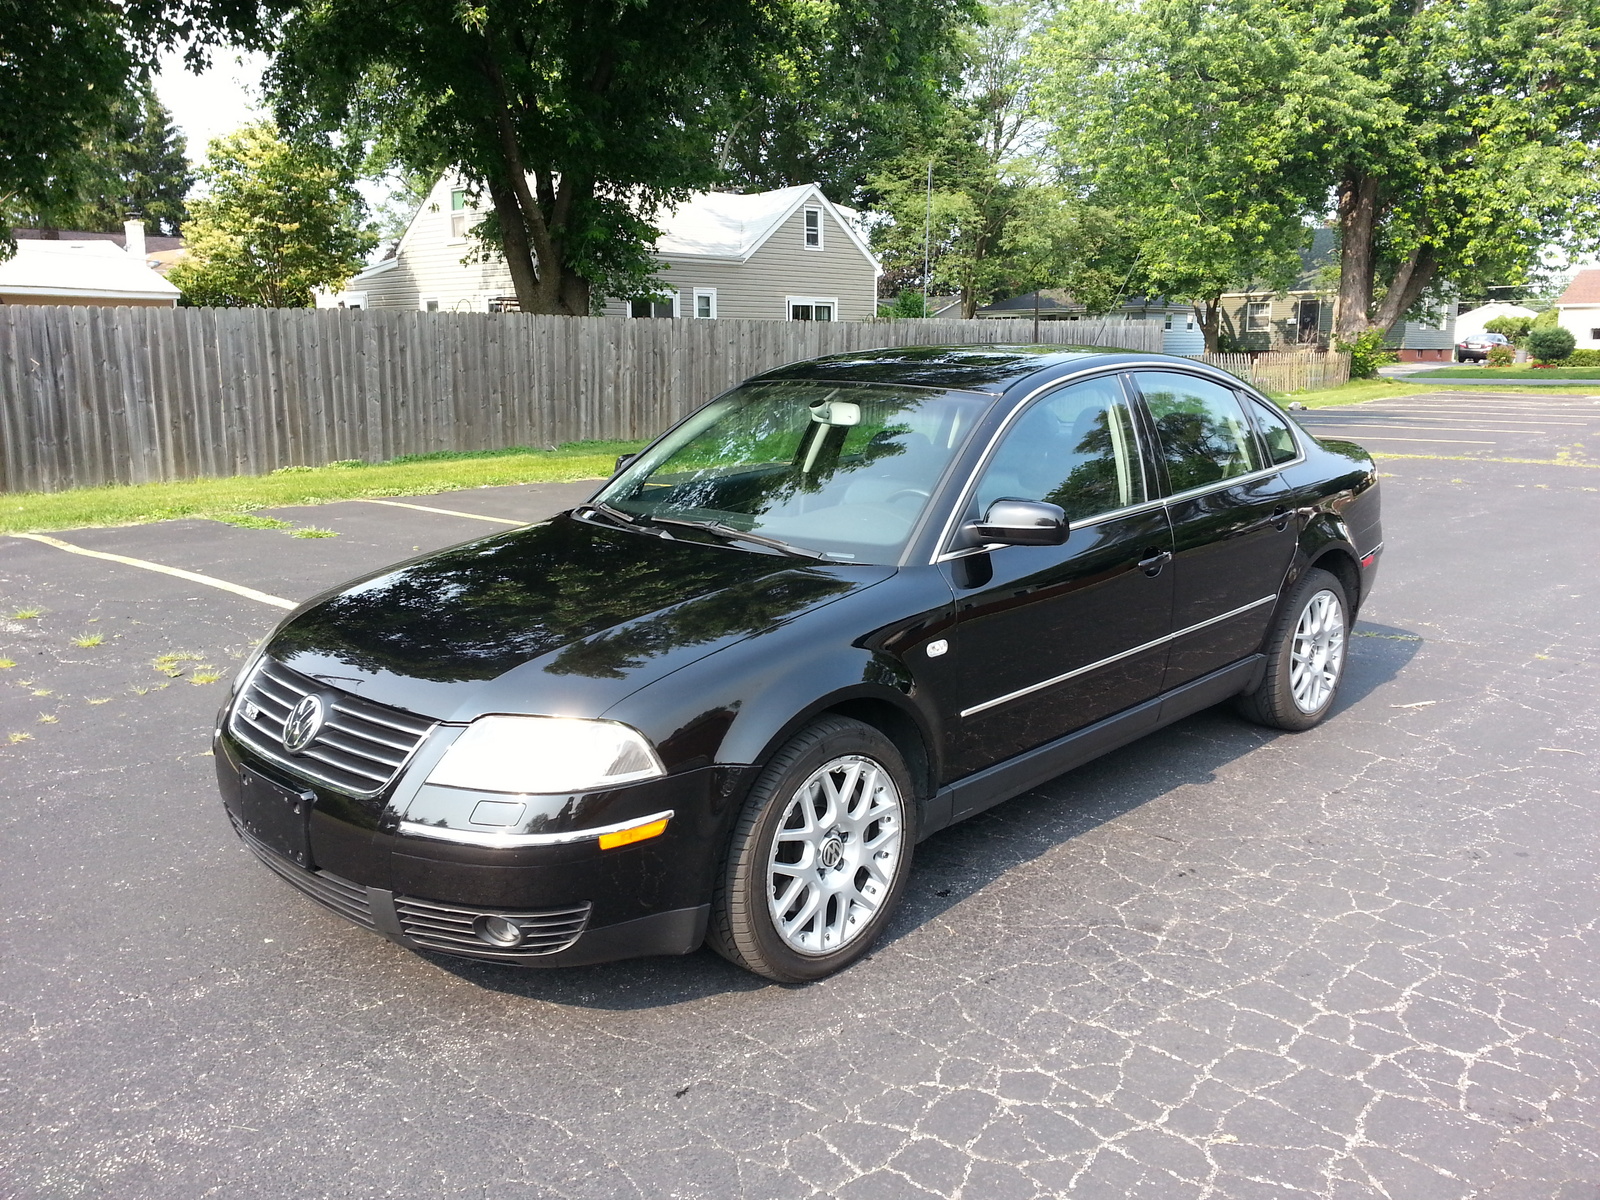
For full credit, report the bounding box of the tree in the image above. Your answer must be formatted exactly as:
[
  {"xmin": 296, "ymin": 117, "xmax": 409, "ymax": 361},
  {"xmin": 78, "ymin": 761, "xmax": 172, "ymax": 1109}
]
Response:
[
  {"xmin": 867, "ymin": 0, "xmax": 1125, "ymax": 318},
  {"xmin": 167, "ymin": 123, "xmax": 375, "ymax": 307},
  {"xmin": 62, "ymin": 86, "xmax": 193, "ymax": 235},
  {"xmin": 1321, "ymin": 0, "xmax": 1600, "ymax": 342},
  {"xmin": 1033, "ymin": 0, "xmax": 1340, "ymax": 350},
  {"xmin": 0, "ymin": 0, "xmax": 263, "ymax": 253},
  {"xmin": 265, "ymin": 0, "xmax": 974, "ymax": 316}
]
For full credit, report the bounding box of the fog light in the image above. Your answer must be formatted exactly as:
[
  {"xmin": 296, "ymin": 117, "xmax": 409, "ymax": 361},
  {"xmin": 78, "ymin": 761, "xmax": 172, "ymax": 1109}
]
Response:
[{"xmin": 474, "ymin": 914, "xmax": 524, "ymax": 947}]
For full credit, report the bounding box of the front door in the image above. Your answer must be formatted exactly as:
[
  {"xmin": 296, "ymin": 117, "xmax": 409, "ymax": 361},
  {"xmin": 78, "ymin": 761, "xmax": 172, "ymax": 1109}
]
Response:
[
  {"xmin": 939, "ymin": 375, "xmax": 1175, "ymax": 784},
  {"xmin": 1130, "ymin": 371, "xmax": 1299, "ymax": 690}
]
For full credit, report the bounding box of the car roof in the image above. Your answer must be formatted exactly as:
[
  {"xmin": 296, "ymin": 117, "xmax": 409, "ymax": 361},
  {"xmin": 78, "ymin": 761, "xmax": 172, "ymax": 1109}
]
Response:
[{"xmin": 752, "ymin": 344, "xmax": 1208, "ymax": 396}]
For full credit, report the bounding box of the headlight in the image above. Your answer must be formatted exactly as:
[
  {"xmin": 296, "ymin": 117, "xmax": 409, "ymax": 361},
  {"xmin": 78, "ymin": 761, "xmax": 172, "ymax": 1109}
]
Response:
[{"xmin": 425, "ymin": 715, "xmax": 666, "ymax": 794}]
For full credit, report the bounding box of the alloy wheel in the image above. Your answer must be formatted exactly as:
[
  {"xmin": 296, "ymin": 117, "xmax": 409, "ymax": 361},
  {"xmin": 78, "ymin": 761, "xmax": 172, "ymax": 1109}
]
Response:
[
  {"xmin": 1289, "ymin": 588, "xmax": 1346, "ymax": 713},
  {"xmin": 766, "ymin": 754, "xmax": 905, "ymax": 956}
]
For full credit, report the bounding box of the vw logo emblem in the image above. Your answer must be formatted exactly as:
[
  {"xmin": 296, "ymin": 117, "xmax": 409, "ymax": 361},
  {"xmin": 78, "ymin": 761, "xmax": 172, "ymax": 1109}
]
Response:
[
  {"xmin": 819, "ymin": 836, "xmax": 844, "ymax": 871},
  {"xmin": 282, "ymin": 694, "xmax": 326, "ymax": 755}
]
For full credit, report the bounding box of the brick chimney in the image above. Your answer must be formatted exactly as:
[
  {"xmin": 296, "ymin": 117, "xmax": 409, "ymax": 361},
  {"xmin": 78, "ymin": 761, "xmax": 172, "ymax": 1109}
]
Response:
[{"xmin": 123, "ymin": 217, "xmax": 147, "ymax": 261}]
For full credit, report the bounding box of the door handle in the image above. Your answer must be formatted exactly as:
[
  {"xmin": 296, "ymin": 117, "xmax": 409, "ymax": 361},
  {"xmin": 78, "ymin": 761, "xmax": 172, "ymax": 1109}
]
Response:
[
  {"xmin": 1272, "ymin": 505, "xmax": 1291, "ymax": 531},
  {"xmin": 1137, "ymin": 549, "xmax": 1172, "ymax": 576}
]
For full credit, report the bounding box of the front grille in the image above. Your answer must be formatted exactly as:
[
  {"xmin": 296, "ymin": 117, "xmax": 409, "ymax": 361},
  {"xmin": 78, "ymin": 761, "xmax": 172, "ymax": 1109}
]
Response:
[
  {"xmin": 394, "ymin": 896, "xmax": 592, "ymax": 960},
  {"xmin": 233, "ymin": 818, "xmax": 377, "ymax": 930},
  {"xmin": 229, "ymin": 658, "xmax": 435, "ymax": 795}
]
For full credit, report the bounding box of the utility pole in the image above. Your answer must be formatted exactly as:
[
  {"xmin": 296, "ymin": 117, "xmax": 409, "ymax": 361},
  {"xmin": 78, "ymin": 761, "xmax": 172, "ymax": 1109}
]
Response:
[{"xmin": 922, "ymin": 160, "xmax": 934, "ymax": 318}]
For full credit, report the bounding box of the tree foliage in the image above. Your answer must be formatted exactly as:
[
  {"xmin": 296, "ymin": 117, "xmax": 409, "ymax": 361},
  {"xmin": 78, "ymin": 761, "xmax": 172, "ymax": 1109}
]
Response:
[
  {"xmin": 167, "ymin": 123, "xmax": 374, "ymax": 307},
  {"xmin": 266, "ymin": 0, "xmax": 974, "ymax": 316},
  {"xmin": 60, "ymin": 86, "xmax": 193, "ymax": 235}
]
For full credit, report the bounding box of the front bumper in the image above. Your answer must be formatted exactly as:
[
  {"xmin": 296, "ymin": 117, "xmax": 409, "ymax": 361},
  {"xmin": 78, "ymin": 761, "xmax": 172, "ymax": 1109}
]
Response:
[{"xmin": 215, "ymin": 725, "xmax": 751, "ymax": 966}]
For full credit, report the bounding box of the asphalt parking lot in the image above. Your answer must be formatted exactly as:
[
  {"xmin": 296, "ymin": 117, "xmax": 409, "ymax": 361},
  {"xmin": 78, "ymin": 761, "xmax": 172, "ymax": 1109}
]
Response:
[{"xmin": 3, "ymin": 393, "xmax": 1599, "ymax": 1199}]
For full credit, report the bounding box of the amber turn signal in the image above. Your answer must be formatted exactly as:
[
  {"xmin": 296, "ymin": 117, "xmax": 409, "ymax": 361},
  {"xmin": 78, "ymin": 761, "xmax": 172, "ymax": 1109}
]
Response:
[{"xmin": 598, "ymin": 816, "xmax": 670, "ymax": 850}]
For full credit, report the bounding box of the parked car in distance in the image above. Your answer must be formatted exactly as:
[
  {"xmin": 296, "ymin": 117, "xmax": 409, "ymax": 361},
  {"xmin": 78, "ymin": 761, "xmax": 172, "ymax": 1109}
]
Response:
[
  {"xmin": 1456, "ymin": 331, "xmax": 1512, "ymax": 362},
  {"xmin": 216, "ymin": 345, "xmax": 1383, "ymax": 982}
]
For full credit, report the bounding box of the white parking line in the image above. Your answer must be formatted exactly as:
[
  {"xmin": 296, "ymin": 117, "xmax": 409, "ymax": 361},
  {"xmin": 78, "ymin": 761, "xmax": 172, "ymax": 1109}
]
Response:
[
  {"xmin": 1332, "ymin": 414, "xmax": 1587, "ymax": 425},
  {"xmin": 10, "ymin": 533, "xmax": 296, "ymax": 608},
  {"xmin": 1318, "ymin": 436, "xmax": 1498, "ymax": 444},
  {"xmin": 358, "ymin": 499, "xmax": 524, "ymax": 526},
  {"xmin": 1306, "ymin": 423, "xmax": 1545, "ymax": 434}
]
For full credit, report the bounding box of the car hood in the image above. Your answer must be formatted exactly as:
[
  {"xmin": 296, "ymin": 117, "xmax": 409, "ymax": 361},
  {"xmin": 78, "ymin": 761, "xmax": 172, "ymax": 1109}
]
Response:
[{"xmin": 266, "ymin": 513, "xmax": 892, "ymax": 722}]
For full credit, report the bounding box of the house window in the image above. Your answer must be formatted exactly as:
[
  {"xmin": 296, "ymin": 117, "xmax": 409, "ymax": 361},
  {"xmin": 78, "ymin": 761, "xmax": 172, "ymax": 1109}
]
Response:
[
  {"xmin": 1186, "ymin": 313, "xmax": 1196, "ymax": 330},
  {"xmin": 693, "ymin": 289, "xmax": 717, "ymax": 319},
  {"xmin": 420, "ymin": 296, "xmax": 441, "ymax": 313},
  {"xmin": 1164, "ymin": 313, "xmax": 1173, "ymax": 330},
  {"xmin": 1246, "ymin": 301, "xmax": 1270, "ymax": 332},
  {"xmin": 788, "ymin": 296, "xmax": 836, "ymax": 321},
  {"xmin": 1590, "ymin": 328, "xmax": 1600, "ymax": 340},
  {"xmin": 803, "ymin": 207, "xmax": 823, "ymax": 250},
  {"xmin": 449, "ymin": 189, "xmax": 470, "ymax": 240},
  {"xmin": 629, "ymin": 295, "xmax": 678, "ymax": 318}
]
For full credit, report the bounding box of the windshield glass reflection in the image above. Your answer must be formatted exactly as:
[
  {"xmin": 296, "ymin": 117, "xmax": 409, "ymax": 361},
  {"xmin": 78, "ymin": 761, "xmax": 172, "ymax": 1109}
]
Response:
[{"xmin": 595, "ymin": 381, "xmax": 991, "ymax": 563}]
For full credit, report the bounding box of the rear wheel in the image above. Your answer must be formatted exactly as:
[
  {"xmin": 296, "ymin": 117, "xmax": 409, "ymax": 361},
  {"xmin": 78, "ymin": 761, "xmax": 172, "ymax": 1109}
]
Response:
[
  {"xmin": 1235, "ymin": 567, "xmax": 1349, "ymax": 731},
  {"xmin": 709, "ymin": 717, "xmax": 915, "ymax": 982}
]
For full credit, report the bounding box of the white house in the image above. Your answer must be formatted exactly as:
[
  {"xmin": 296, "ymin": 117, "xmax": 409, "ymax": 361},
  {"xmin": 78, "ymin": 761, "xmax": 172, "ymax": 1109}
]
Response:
[
  {"xmin": 323, "ymin": 176, "xmax": 880, "ymax": 320},
  {"xmin": 1554, "ymin": 270, "xmax": 1600, "ymax": 349},
  {"xmin": 0, "ymin": 221, "xmax": 181, "ymax": 307},
  {"xmin": 1453, "ymin": 302, "xmax": 1536, "ymax": 343}
]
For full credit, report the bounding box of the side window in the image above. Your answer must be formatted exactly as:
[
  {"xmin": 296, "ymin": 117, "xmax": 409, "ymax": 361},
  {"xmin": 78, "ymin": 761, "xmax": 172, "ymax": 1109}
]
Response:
[
  {"xmin": 972, "ymin": 377, "xmax": 1144, "ymax": 524},
  {"xmin": 1134, "ymin": 372, "xmax": 1263, "ymax": 493},
  {"xmin": 1248, "ymin": 396, "xmax": 1300, "ymax": 465}
]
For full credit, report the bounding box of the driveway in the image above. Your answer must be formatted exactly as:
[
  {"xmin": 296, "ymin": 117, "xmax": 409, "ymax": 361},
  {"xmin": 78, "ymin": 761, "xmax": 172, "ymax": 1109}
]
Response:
[{"xmin": 2, "ymin": 444, "xmax": 1597, "ymax": 1198}]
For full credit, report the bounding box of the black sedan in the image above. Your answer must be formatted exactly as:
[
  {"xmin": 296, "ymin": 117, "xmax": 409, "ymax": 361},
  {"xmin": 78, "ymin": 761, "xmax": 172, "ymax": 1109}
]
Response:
[{"xmin": 215, "ymin": 346, "xmax": 1382, "ymax": 982}]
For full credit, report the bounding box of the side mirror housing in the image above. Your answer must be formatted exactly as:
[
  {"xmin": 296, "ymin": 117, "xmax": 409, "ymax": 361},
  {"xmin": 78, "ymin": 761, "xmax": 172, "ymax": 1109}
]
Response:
[
  {"xmin": 613, "ymin": 453, "xmax": 637, "ymax": 476},
  {"xmin": 966, "ymin": 498, "xmax": 1070, "ymax": 547}
]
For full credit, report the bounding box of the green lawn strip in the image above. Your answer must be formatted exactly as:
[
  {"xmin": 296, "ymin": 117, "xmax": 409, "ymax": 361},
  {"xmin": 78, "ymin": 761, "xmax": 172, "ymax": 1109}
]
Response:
[
  {"xmin": 0, "ymin": 440, "xmax": 646, "ymax": 535},
  {"xmin": 1407, "ymin": 366, "xmax": 1600, "ymax": 380},
  {"xmin": 1275, "ymin": 379, "xmax": 1600, "ymax": 408}
]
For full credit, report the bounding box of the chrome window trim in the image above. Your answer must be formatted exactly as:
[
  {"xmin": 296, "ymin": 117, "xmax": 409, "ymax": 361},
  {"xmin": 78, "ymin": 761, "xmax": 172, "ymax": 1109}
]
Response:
[
  {"xmin": 397, "ymin": 808, "xmax": 675, "ymax": 849},
  {"xmin": 958, "ymin": 594, "xmax": 1277, "ymax": 718}
]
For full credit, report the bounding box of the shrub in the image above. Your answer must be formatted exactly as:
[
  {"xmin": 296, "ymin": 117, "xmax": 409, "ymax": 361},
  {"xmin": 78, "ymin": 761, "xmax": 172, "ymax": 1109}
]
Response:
[
  {"xmin": 1531, "ymin": 307, "xmax": 1560, "ymax": 330},
  {"xmin": 1484, "ymin": 315, "xmax": 1533, "ymax": 341},
  {"xmin": 1564, "ymin": 348, "xmax": 1600, "ymax": 366},
  {"xmin": 1526, "ymin": 325, "xmax": 1576, "ymax": 363},
  {"xmin": 1486, "ymin": 344, "xmax": 1515, "ymax": 366},
  {"xmin": 1336, "ymin": 329, "xmax": 1399, "ymax": 378}
]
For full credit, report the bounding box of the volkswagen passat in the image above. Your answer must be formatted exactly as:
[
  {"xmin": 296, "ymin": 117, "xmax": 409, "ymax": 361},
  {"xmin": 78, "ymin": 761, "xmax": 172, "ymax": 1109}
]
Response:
[{"xmin": 216, "ymin": 346, "xmax": 1382, "ymax": 982}]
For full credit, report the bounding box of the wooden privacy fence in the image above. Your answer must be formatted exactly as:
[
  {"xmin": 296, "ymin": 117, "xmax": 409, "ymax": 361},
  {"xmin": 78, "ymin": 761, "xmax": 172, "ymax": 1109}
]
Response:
[
  {"xmin": 1192, "ymin": 350, "xmax": 1351, "ymax": 394},
  {"xmin": 0, "ymin": 307, "xmax": 1163, "ymax": 494}
]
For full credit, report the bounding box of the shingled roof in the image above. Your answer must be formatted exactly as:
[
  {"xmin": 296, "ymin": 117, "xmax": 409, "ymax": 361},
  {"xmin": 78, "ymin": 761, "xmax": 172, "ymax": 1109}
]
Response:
[{"xmin": 1556, "ymin": 268, "xmax": 1600, "ymax": 306}]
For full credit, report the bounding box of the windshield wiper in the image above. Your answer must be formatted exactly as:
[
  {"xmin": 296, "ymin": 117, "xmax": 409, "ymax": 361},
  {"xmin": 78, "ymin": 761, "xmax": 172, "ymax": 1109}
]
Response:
[
  {"xmin": 583, "ymin": 501, "xmax": 674, "ymax": 539},
  {"xmin": 646, "ymin": 515, "xmax": 826, "ymax": 560}
]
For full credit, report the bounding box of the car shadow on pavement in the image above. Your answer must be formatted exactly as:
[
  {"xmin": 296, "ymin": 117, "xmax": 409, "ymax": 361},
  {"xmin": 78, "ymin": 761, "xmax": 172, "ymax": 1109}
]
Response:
[{"xmin": 425, "ymin": 622, "xmax": 1422, "ymax": 1009}]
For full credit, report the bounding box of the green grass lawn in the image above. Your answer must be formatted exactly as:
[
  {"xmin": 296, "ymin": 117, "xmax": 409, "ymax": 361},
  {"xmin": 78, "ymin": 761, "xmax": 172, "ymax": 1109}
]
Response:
[
  {"xmin": 1275, "ymin": 378, "xmax": 1600, "ymax": 407},
  {"xmin": 1406, "ymin": 365, "xmax": 1600, "ymax": 380},
  {"xmin": 1, "ymin": 440, "xmax": 646, "ymax": 535}
]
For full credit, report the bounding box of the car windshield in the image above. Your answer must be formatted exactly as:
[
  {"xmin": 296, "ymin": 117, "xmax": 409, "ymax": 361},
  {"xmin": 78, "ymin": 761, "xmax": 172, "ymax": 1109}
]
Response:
[{"xmin": 593, "ymin": 380, "xmax": 992, "ymax": 563}]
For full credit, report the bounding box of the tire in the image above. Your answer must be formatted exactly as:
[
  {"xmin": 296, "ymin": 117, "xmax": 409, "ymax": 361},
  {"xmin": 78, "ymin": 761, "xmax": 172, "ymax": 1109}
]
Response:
[
  {"xmin": 709, "ymin": 716, "xmax": 916, "ymax": 982},
  {"xmin": 1234, "ymin": 567, "xmax": 1350, "ymax": 731}
]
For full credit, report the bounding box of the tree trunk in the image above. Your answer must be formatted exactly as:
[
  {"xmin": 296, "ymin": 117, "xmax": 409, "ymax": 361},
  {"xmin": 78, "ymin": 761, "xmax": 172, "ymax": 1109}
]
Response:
[
  {"xmin": 486, "ymin": 177, "xmax": 544, "ymax": 313},
  {"xmin": 1371, "ymin": 243, "xmax": 1437, "ymax": 334},
  {"xmin": 1335, "ymin": 172, "xmax": 1380, "ymax": 342},
  {"xmin": 1200, "ymin": 295, "xmax": 1222, "ymax": 353}
]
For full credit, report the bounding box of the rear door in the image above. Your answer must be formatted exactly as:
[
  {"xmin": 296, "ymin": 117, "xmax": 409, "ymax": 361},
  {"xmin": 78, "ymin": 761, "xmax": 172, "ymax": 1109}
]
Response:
[
  {"xmin": 938, "ymin": 374, "xmax": 1175, "ymax": 784},
  {"xmin": 1129, "ymin": 371, "xmax": 1299, "ymax": 690}
]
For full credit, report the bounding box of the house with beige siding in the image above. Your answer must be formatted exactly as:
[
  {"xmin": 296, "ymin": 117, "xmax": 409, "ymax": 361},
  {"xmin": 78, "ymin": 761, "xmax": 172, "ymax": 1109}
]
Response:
[{"xmin": 323, "ymin": 175, "xmax": 879, "ymax": 320}]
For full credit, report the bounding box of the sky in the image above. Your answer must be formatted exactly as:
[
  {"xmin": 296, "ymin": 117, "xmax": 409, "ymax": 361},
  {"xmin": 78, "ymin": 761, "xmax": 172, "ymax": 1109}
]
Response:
[{"xmin": 151, "ymin": 49, "xmax": 270, "ymax": 157}]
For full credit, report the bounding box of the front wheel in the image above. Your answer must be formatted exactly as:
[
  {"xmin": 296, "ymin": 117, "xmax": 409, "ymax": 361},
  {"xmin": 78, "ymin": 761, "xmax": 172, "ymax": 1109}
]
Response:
[
  {"xmin": 1235, "ymin": 567, "xmax": 1349, "ymax": 731},
  {"xmin": 709, "ymin": 717, "xmax": 915, "ymax": 982}
]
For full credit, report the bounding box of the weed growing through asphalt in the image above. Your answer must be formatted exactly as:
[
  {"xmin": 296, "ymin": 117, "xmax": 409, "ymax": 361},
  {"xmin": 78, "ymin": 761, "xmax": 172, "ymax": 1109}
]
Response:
[
  {"xmin": 72, "ymin": 633, "xmax": 105, "ymax": 648},
  {"xmin": 189, "ymin": 669, "xmax": 223, "ymax": 685},
  {"xmin": 86, "ymin": 697, "xmax": 112, "ymax": 705},
  {"xmin": 212, "ymin": 513, "xmax": 295, "ymax": 531},
  {"xmin": 8, "ymin": 732, "xmax": 32, "ymax": 744},
  {"xmin": 291, "ymin": 527, "xmax": 339, "ymax": 538},
  {"xmin": 0, "ymin": 659, "xmax": 14, "ymax": 669},
  {"xmin": 153, "ymin": 651, "xmax": 205, "ymax": 677},
  {"xmin": 37, "ymin": 714, "xmax": 57, "ymax": 724},
  {"xmin": 11, "ymin": 608, "xmax": 42, "ymax": 620},
  {"xmin": 30, "ymin": 688, "xmax": 52, "ymax": 696}
]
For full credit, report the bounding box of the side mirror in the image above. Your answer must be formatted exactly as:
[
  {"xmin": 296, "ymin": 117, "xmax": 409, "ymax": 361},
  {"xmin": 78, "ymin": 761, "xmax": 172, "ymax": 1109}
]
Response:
[
  {"xmin": 966, "ymin": 498, "xmax": 1070, "ymax": 547},
  {"xmin": 613, "ymin": 453, "xmax": 637, "ymax": 476}
]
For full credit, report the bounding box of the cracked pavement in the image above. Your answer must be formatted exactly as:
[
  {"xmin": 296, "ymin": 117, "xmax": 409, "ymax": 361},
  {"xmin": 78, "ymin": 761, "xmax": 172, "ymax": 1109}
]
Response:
[{"xmin": 2, "ymin": 453, "xmax": 1598, "ymax": 1198}]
